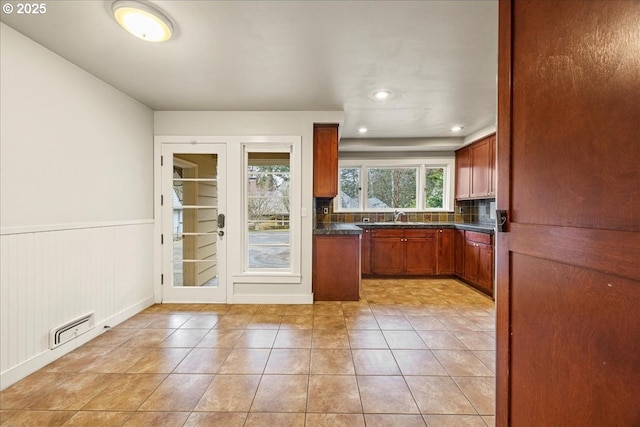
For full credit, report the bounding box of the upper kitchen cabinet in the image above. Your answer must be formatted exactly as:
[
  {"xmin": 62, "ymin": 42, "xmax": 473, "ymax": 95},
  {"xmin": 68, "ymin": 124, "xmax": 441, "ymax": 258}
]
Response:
[
  {"xmin": 313, "ymin": 123, "xmax": 339, "ymax": 198},
  {"xmin": 455, "ymin": 133, "xmax": 496, "ymax": 200}
]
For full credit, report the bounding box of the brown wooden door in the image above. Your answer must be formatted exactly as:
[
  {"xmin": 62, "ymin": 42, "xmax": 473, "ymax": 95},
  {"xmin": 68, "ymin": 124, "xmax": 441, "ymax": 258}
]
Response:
[
  {"xmin": 476, "ymin": 243, "xmax": 493, "ymax": 295},
  {"xmin": 497, "ymin": 1, "xmax": 640, "ymax": 425},
  {"xmin": 454, "ymin": 229, "xmax": 465, "ymax": 276}
]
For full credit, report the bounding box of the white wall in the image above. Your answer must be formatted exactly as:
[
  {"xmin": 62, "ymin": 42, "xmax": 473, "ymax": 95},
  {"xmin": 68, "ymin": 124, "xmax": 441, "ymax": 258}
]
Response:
[
  {"xmin": 154, "ymin": 111, "xmax": 344, "ymax": 304},
  {"xmin": 0, "ymin": 24, "xmax": 155, "ymax": 389}
]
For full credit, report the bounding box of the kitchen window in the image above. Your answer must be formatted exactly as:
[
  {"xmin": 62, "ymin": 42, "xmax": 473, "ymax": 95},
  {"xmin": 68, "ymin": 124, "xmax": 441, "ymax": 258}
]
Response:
[{"xmin": 336, "ymin": 159, "xmax": 454, "ymax": 212}]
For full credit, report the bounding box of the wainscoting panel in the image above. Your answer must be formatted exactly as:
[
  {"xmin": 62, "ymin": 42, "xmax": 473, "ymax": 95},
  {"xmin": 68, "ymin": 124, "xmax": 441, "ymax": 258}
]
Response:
[{"xmin": 0, "ymin": 221, "xmax": 154, "ymax": 388}]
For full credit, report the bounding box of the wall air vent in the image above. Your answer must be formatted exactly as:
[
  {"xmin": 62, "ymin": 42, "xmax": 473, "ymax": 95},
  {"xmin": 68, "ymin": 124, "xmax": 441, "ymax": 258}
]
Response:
[{"xmin": 49, "ymin": 313, "xmax": 95, "ymax": 349}]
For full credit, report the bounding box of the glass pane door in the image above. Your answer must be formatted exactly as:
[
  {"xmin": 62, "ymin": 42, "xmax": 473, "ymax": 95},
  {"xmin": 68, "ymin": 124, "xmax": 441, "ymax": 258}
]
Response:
[{"xmin": 162, "ymin": 144, "xmax": 226, "ymax": 302}]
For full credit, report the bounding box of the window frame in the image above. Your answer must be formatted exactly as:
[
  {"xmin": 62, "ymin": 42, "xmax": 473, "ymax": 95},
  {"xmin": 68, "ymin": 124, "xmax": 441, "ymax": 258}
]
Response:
[{"xmin": 335, "ymin": 158, "xmax": 455, "ymax": 213}]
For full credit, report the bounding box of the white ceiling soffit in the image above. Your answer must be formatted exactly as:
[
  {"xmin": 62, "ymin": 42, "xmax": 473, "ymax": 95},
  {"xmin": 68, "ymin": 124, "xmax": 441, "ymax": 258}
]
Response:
[{"xmin": 0, "ymin": 1, "xmax": 498, "ymax": 140}]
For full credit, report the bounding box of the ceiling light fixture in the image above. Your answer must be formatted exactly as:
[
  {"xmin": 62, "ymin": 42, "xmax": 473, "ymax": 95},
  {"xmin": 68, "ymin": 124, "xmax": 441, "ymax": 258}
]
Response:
[
  {"xmin": 112, "ymin": 0, "xmax": 173, "ymax": 42},
  {"xmin": 451, "ymin": 125, "xmax": 464, "ymax": 132},
  {"xmin": 358, "ymin": 127, "xmax": 368, "ymax": 134},
  {"xmin": 373, "ymin": 90, "xmax": 391, "ymax": 100}
]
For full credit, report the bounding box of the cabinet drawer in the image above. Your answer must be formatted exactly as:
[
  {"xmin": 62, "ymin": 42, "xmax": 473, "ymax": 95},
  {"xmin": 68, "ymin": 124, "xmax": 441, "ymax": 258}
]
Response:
[
  {"xmin": 465, "ymin": 231, "xmax": 492, "ymax": 245},
  {"xmin": 404, "ymin": 229, "xmax": 437, "ymax": 238},
  {"xmin": 371, "ymin": 229, "xmax": 404, "ymax": 238}
]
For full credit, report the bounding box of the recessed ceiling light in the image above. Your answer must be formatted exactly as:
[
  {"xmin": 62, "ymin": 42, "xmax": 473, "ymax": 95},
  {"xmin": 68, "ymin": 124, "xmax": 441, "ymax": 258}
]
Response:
[
  {"xmin": 358, "ymin": 127, "xmax": 368, "ymax": 134},
  {"xmin": 451, "ymin": 125, "xmax": 464, "ymax": 132},
  {"xmin": 112, "ymin": 0, "xmax": 173, "ymax": 42},
  {"xmin": 373, "ymin": 90, "xmax": 391, "ymax": 100}
]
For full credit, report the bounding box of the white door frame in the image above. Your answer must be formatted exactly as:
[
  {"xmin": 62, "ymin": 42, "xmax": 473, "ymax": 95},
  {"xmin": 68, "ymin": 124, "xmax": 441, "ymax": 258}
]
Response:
[{"xmin": 154, "ymin": 137, "xmax": 229, "ymax": 303}]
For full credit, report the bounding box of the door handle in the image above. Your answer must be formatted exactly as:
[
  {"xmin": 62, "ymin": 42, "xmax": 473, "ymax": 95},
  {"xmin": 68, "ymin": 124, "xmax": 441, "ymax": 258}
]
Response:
[
  {"xmin": 218, "ymin": 213, "xmax": 225, "ymax": 229},
  {"xmin": 496, "ymin": 210, "xmax": 507, "ymax": 232}
]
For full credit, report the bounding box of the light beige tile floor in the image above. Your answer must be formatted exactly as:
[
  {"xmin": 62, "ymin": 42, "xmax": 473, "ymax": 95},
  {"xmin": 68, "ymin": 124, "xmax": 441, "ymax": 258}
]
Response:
[{"xmin": 0, "ymin": 278, "xmax": 495, "ymax": 426}]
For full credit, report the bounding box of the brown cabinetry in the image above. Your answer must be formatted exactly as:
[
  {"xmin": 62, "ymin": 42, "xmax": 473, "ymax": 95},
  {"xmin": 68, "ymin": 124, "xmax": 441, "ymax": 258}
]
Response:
[
  {"xmin": 313, "ymin": 234, "xmax": 360, "ymax": 301},
  {"xmin": 313, "ymin": 123, "xmax": 339, "ymax": 198},
  {"xmin": 437, "ymin": 229, "xmax": 455, "ymax": 275},
  {"xmin": 455, "ymin": 133, "xmax": 496, "ymax": 200},
  {"xmin": 367, "ymin": 228, "xmax": 451, "ymax": 276},
  {"xmin": 454, "ymin": 229, "xmax": 465, "ymax": 276},
  {"xmin": 457, "ymin": 230, "xmax": 494, "ymax": 297}
]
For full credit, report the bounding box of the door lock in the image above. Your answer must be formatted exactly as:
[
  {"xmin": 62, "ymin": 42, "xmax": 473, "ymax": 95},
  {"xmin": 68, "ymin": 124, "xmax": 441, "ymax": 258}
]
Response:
[{"xmin": 218, "ymin": 230, "xmax": 225, "ymax": 237}]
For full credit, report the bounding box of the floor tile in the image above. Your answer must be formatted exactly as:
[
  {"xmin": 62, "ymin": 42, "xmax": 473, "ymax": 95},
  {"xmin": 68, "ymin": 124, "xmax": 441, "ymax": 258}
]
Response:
[
  {"xmin": 422, "ymin": 414, "xmax": 488, "ymax": 427},
  {"xmin": 312, "ymin": 329, "xmax": 350, "ymax": 348},
  {"xmin": 306, "ymin": 375, "xmax": 362, "ymax": 413},
  {"xmin": 251, "ymin": 375, "xmax": 308, "ymax": 412},
  {"xmin": 179, "ymin": 313, "xmax": 221, "ymax": 329},
  {"xmin": 364, "ymin": 414, "xmax": 427, "ymax": 427},
  {"xmin": 184, "ymin": 412, "xmax": 247, "ymax": 427},
  {"xmin": 218, "ymin": 348, "xmax": 270, "ymax": 374},
  {"xmin": 126, "ymin": 348, "xmax": 191, "ymax": 373},
  {"xmin": 234, "ymin": 329, "xmax": 278, "ymax": 348},
  {"xmin": 352, "ymin": 349, "xmax": 401, "ymax": 375},
  {"xmin": 405, "ymin": 376, "xmax": 476, "ymax": 415},
  {"xmin": 214, "ymin": 314, "xmax": 253, "ymax": 329},
  {"xmin": 194, "ymin": 374, "xmax": 260, "ymax": 412},
  {"xmin": 0, "ymin": 410, "xmax": 75, "ymax": 426},
  {"xmin": 173, "ymin": 347, "xmax": 233, "ymax": 374},
  {"xmin": 392, "ymin": 350, "xmax": 448, "ymax": 376},
  {"xmin": 313, "ymin": 304, "xmax": 344, "ymax": 316},
  {"xmin": 138, "ymin": 374, "xmax": 212, "ymax": 411},
  {"xmin": 41, "ymin": 347, "xmax": 113, "ymax": 373},
  {"xmin": 64, "ymin": 411, "xmax": 132, "ymax": 426},
  {"xmin": 122, "ymin": 411, "xmax": 189, "ymax": 427},
  {"xmin": 244, "ymin": 412, "xmax": 306, "ymax": 427},
  {"xmin": 347, "ymin": 330, "xmax": 388, "ymax": 349},
  {"xmin": 483, "ymin": 415, "xmax": 496, "ymax": 426},
  {"xmin": 121, "ymin": 329, "xmax": 175, "ymax": 347},
  {"xmin": 305, "ymin": 413, "xmax": 366, "ymax": 427},
  {"xmin": 406, "ymin": 315, "xmax": 447, "ymax": 330},
  {"xmin": 280, "ymin": 315, "xmax": 314, "ymax": 329},
  {"xmin": 24, "ymin": 373, "xmax": 114, "ymax": 410},
  {"xmin": 375, "ymin": 315, "xmax": 413, "ymax": 330},
  {"xmin": 313, "ymin": 315, "xmax": 346, "ymax": 329},
  {"xmin": 417, "ymin": 330, "xmax": 467, "ymax": 350},
  {"xmin": 273, "ymin": 329, "xmax": 313, "ymax": 348},
  {"xmin": 310, "ymin": 349, "xmax": 355, "ymax": 374},
  {"xmin": 82, "ymin": 373, "xmax": 166, "ymax": 411},
  {"xmin": 247, "ymin": 314, "xmax": 283, "ymax": 329},
  {"xmin": 84, "ymin": 328, "xmax": 138, "ymax": 348},
  {"xmin": 382, "ymin": 330, "xmax": 428, "ymax": 349},
  {"xmin": 431, "ymin": 350, "xmax": 494, "ymax": 377},
  {"xmin": 227, "ymin": 304, "xmax": 260, "ymax": 315},
  {"xmin": 453, "ymin": 331, "xmax": 496, "ymax": 351},
  {"xmin": 159, "ymin": 329, "xmax": 209, "ymax": 347},
  {"xmin": 79, "ymin": 347, "xmax": 151, "ymax": 373},
  {"xmin": 472, "ymin": 350, "xmax": 496, "ymax": 373},
  {"xmin": 255, "ymin": 304, "xmax": 288, "ymax": 315},
  {"xmin": 145, "ymin": 314, "xmax": 192, "ymax": 329},
  {"xmin": 197, "ymin": 329, "xmax": 243, "ymax": 348},
  {"xmin": 344, "ymin": 314, "xmax": 380, "ymax": 330},
  {"xmin": 264, "ymin": 348, "xmax": 311, "ymax": 374},
  {"xmin": 454, "ymin": 376, "xmax": 495, "ymax": 415},
  {"xmin": 357, "ymin": 375, "xmax": 419, "ymax": 414}
]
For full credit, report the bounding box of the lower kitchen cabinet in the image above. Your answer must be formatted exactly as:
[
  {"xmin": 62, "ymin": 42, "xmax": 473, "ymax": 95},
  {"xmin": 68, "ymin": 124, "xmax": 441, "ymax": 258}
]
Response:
[
  {"xmin": 454, "ymin": 229, "xmax": 466, "ymax": 276},
  {"xmin": 369, "ymin": 228, "xmax": 444, "ymax": 276},
  {"xmin": 313, "ymin": 234, "xmax": 361, "ymax": 301},
  {"xmin": 459, "ymin": 230, "xmax": 494, "ymax": 297},
  {"xmin": 437, "ymin": 229, "xmax": 455, "ymax": 275},
  {"xmin": 361, "ymin": 228, "xmax": 372, "ymax": 275}
]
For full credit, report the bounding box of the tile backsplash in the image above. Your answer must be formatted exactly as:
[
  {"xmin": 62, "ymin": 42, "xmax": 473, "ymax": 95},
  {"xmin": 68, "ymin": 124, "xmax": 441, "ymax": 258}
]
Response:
[{"xmin": 315, "ymin": 198, "xmax": 496, "ymax": 225}]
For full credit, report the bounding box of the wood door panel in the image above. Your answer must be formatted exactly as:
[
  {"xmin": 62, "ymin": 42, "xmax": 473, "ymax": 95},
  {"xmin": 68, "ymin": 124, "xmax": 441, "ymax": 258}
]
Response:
[
  {"xmin": 371, "ymin": 238, "xmax": 404, "ymax": 275},
  {"xmin": 470, "ymin": 138, "xmax": 491, "ymax": 198},
  {"xmin": 510, "ymin": 1, "xmax": 640, "ymax": 231},
  {"xmin": 405, "ymin": 237, "xmax": 437, "ymax": 275},
  {"xmin": 497, "ymin": 1, "xmax": 640, "ymax": 425},
  {"xmin": 313, "ymin": 235, "xmax": 360, "ymax": 301},
  {"xmin": 510, "ymin": 253, "xmax": 640, "ymax": 426}
]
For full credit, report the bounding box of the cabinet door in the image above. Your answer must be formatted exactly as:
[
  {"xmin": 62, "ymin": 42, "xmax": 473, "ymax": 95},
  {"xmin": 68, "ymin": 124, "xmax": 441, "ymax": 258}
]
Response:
[
  {"xmin": 371, "ymin": 237, "xmax": 404, "ymax": 275},
  {"xmin": 313, "ymin": 235, "xmax": 360, "ymax": 301},
  {"xmin": 489, "ymin": 135, "xmax": 497, "ymax": 196},
  {"xmin": 454, "ymin": 229, "xmax": 465, "ymax": 276},
  {"xmin": 437, "ymin": 229, "xmax": 455, "ymax": 275},
  {"xmin": 405, "ymin": 233, "xmax": 437, "ymax": 275},
  {"xmin": 470, "ymin": 137, "xmax": 492, "ymax": 198},
  {"xmin": 313, "ymin": 124, "xmax": 339, "ymax": 197},
  {"xmin": 477, "ymin": 243, "xmax": 494, "ymax": 295},
  {"xmin": 455, "ymin": 147, "xmax": 471, "ymax": 199},
  {"xmin": 464, "ymin": 240, "xmax": 480, "ymax": 283},
  {"xmin": 361, "ymin": 228, "xmax": 372, "ymax": 275}
]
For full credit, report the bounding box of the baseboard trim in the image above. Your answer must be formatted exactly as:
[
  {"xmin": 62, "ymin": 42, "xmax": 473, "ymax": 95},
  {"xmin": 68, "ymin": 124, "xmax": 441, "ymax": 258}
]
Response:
[
  {"xmin": 0, "ymin": 297, "xmax": 154, "ymax": 390},
  {"xmin": 229, "ymin": 294, "xmax": 313, "ymax": 304}
]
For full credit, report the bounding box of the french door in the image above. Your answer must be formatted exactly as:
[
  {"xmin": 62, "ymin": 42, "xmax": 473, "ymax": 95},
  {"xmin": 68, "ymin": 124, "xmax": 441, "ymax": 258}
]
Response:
[{"xmin": 161, "ymin": 144, "xmax": 227, "ymax": 303}]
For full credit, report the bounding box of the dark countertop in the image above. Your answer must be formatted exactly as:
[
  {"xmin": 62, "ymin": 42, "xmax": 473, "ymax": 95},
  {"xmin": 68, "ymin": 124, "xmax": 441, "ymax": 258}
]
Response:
[{"xmin": 314, "ymin": 221, "xmax": 495, "ymax": 235}]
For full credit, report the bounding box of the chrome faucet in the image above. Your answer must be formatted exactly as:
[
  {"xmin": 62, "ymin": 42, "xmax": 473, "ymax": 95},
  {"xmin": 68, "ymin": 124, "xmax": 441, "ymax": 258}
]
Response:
[{"xmin": 393, "ymin": 210, "xmax": 406, "ymax": 222}]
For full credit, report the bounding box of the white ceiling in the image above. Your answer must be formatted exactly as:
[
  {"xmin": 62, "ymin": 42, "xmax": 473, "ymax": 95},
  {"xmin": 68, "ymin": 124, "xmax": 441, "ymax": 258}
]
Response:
[{"xmin": 1, "ymin": 0, "xmax": 498, "ymax": 140}]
